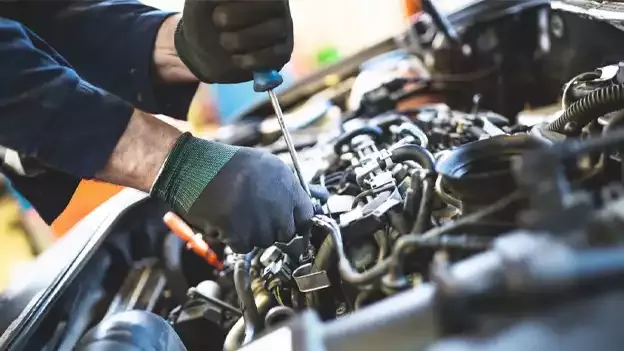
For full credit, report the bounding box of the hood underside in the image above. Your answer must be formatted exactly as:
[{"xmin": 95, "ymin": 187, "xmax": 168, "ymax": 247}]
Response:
[{"xmin": 553, "ymin": 0, "xmax": 624, "ymax": 24}]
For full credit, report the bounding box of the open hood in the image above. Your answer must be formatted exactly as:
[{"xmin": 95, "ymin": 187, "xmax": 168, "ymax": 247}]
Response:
[{"xmin": 553, "ymin": 0, "xmax": 624, "ymax": 28}]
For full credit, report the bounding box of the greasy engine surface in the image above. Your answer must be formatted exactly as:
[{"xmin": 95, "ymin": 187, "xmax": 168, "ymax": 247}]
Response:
[{"xmin": 12, "ymin": 2, "xmax": 624, "ymax": 351}]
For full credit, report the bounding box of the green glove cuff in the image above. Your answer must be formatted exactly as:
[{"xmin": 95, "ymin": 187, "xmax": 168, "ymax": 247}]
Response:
[{"xmin": 151, "ymin": 132, "xmax": 239, "ymax": 212}]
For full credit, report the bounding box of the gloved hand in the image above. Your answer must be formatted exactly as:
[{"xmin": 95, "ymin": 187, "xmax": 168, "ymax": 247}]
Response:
[
  {"xmin": 151, "ymin": 133, "xmax": 313, "ymax": 253},
  {"xmin": 175, "ymin": 0, "xmax": 294, "ymax": 84}
]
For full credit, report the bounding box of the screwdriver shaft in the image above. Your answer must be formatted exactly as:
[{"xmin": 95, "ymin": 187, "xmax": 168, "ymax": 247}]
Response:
[{"xmin": 267, "ymin": 89, "xmax": 311, "ymax": 197}]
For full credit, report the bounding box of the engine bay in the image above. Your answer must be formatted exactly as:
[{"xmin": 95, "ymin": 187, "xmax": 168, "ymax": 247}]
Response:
[{"xmin": 8, "ymin": 1, "xmax": 624, "ymax": 350}]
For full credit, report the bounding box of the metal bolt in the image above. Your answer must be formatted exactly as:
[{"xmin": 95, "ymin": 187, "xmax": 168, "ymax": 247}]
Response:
[
  {"xmin": 563, "ymin": 121, "xmax": 577, "ymax": 134},
  {"xmin": 550, "ymin": 14, "xmax": 564, "ymax": 39},
  {"xmin": 336, "ymin": 303, "xmax": 347, "ymax": 316}
]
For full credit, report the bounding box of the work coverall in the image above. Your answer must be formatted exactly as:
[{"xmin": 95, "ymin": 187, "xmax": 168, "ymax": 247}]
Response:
[{"xmin": 0, "ymin": 1, "xmax": 198, "ymax": 223}]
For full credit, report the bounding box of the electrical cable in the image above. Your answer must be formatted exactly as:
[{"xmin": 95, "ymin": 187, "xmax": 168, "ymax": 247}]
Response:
[
  {"xmin": 412, "ymin": 176, "xmax": 435, "ymax": 234},
  {"xmin": 561, "ymin": 71, "xmax": 601, "ymax": 110},
  {"xmin": 389, "ymin": 144, "xmax": 436, "ymax": 171},
  {"xmin": 351, "ymin": 184, "xmax": 395, "ymax": 209},
  {"xmin": 548, "ymin": 83, "xmax": 624, "ymax": 135},
  {"xmin": 389, "ymin": 190, "xmax": 523, "ymax": 279}
]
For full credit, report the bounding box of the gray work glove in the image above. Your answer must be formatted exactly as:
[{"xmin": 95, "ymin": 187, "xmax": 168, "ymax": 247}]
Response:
[{"xmin": 151, "ymin": 133, "xmax": 313, "ymax": 253}]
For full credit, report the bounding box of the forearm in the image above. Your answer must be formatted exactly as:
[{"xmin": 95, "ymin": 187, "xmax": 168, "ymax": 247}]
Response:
[
  {"xmin": 96, "ymin": 109, "xmax": 182, "ymax": 192},
  {"xmin": 18, "ymin": 1, "xmax": 198, "ymax": 119},
  {"xmin": 154, "ymin": 14, "xmax": 196, "ymax": 83}
]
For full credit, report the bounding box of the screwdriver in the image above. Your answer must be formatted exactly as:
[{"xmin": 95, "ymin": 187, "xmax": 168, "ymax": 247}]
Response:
[
  {"xmin": 163, "ymin": 211, "xmax": 224, "ymax": 270},
  {"xmin": 253, "ymin": 70, "xmax": 311, "ymax": 197}
]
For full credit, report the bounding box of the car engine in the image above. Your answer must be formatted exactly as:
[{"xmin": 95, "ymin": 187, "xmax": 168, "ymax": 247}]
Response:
[
  {"xmin": 9, "ymin": 1, "xmax": 624, "ymax": 351},
  {"xmin": 161, "ymin": 1, "xmax": 624, "ymax": 349}
]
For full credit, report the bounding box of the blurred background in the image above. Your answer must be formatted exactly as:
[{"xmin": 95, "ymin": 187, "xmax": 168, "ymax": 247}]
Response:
[{"xmin": 0, "ymin": 0, "xmax": 413, "ymax": 291}]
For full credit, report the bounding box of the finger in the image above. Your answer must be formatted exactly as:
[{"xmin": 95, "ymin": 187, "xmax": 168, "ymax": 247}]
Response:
[
  {"xmin": 276, "ymin": 213, "xmax": 297, "ymax": 244},
  {"xmin": 231, "ymin": 41, "xmax": 292, "ymax": 71},
  {"xmin": 293, "ymin": 201, "xmax": 315, "ymax": 235},
  {"xmin": 253, "ymin": 215, "xmax": 276, "ymax": 249},
  {"xmin": 213, "ymin": 1, "xmax": 286, "ymax": 31},
  {"xmin": 220, "ymin": 18, "xmax": 288, "ymax": 54}
]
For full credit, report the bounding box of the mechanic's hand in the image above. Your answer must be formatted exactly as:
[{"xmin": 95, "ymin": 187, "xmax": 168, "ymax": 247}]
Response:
[
  {"xmin": 151, "ymin": 133, "xmax": 313, "ymax": 253},
  {"xmin": 175, "ymin": 0, "xmax": 294, "ymax": 84}
]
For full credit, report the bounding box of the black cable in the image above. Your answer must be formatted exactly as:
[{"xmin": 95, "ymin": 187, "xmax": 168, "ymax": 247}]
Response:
[
  {"xmin": 561, "ymin": 128, "xmax": 624, "ymax": 158},
  {"xmin": 548, "ymin": 84, "xmax": 624, "ymax": 135},
  {"xmin": 388, "ymin": 144, "xmax": 436, "ymax": 171},
  {"xmin": 561, "ymin": 71, "xmax": 601, "ymax": 109},
  {"xmin": 390, "ymin": 235, "xmax": 492, "ymax": 279},
  {"xmin": 351, "ymin": 184, "xmax": 395, "ymax": 209},
  {"xmin": 412, "ymin": 176, "xmax": 435, "ymax": 234},
  {"xmin": 390, "ymin": 191, "xmax": 523, "ymax": 280}
]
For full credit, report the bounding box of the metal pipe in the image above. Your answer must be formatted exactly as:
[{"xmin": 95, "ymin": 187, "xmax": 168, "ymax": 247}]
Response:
[
  {"xmin": 224, "ymin": 278, "xmax": 273, "ymax": 351},
  {"xmin": 265, "ymin": 306, "xmax": 296, "ymax": 328},
  {"xmin": 323, "ymin": 248, "xmax": 510, "ymax": 351},
  {"xmin": 232, "ymin": 259, "xmax": 263, "ymax": 345},
  {"xmin": 312, "ymin": 216, "xmax": 392, "ymax": 286}
]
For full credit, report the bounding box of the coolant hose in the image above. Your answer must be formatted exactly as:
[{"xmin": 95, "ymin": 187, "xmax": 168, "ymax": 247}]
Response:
[
  {"xmin": 389, "ymin": 144, "xmax": 435, "ymax": 171},
  {"xmin": 412, "ymin": 176, "xmax": 435, "ymax": 234},
  {"xmin": 548, "ymin": 83, "xmax": 624, "ymax": 135}
]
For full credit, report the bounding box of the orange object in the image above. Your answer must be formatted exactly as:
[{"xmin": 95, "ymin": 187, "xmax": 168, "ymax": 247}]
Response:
[
  {"xmin": 50, "ymin": 85, "xmax": 219, "ymax": 238},
  {"xmin": 163, "ymin": 211, "xmax": 223, "ymax": 270},
  {"xmin": 402, "ymin": 0, "xmax": 423, "ymax": 19},
  {"xmin": 51, "ymin": 180, "xmax": 124, "ymax": 237}
]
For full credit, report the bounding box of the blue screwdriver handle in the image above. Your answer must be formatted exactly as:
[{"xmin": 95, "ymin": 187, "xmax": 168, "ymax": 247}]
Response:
[{"xmin": 253, "ymin": 70, "xmax": 284, "ymax": 92}]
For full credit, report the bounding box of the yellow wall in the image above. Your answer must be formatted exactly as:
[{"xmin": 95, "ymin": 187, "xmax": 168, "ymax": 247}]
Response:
[{"xmin": 0, "ymin": 197, "xmax": 36, "ymax": 290}]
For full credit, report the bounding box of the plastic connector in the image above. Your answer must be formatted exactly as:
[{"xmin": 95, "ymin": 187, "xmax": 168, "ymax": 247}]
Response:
[{"xmin": 253, "ymin": 70, "xmax": 283, "ymax": 92}]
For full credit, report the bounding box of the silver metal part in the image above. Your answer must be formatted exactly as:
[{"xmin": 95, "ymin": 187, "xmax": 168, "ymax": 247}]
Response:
[
  {"xmin": 292, "ymin": 263, "xmax": 332, "ymax": 293},
  {"xmin": 261, "ymin": 246, "xmax": 294, "ymax": 284},
  {"xmin": 264, "ymin": 306, "xmax": 296, "ymax": 328},
  {"xmin": 267, "ymin": 89, "xmax": 311, "ymax": 197},
  {"xmin": 260, "ymin": 247, "xmax": 283, "ymax": 267},
  {"xmin": 327, "ymin": 195, "xmax": 357, "ymax": 214},
  {"xmin": 195, "ymin": 280, "xmax": 221, "ymax": 299},
  {"xmin": 105, "ymin": 259, "xmax": 166, "ymax": 319},
  {"xmin": 369, "ymin": 171, "xmax": 396, "ymax": 189}
]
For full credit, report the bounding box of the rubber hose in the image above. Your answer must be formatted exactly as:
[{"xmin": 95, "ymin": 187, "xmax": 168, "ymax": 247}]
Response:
[
  {"xmin": 548, "ymin": 84, "xmax": 624, "ymax": 135},
  {"xmin": 373, "ymin": 114, "xmax": 411, "ymax": 132},
  {"xmin": 389, "ymin": 144, "xmax": 435, "ymax": 171},
  {"xmin": 161, "ymin": 233, "xmax": 191, "ymax": 304},
  {"xmin": 334, "ymin": 126, "xmax": 384, "ymax": 154},
  {"xmin": 413, "ymin": 177, "xmax": 434, "ymax": 234}
]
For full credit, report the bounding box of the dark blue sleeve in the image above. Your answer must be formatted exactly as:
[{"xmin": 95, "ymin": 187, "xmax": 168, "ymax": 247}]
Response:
[
  {"xmin": 0, "ymin": 17, "xmax": 134, "ymax": 179},
  {"xmin": 16, "ymin": 0, "xmax": 197, "ymax": 119}
]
